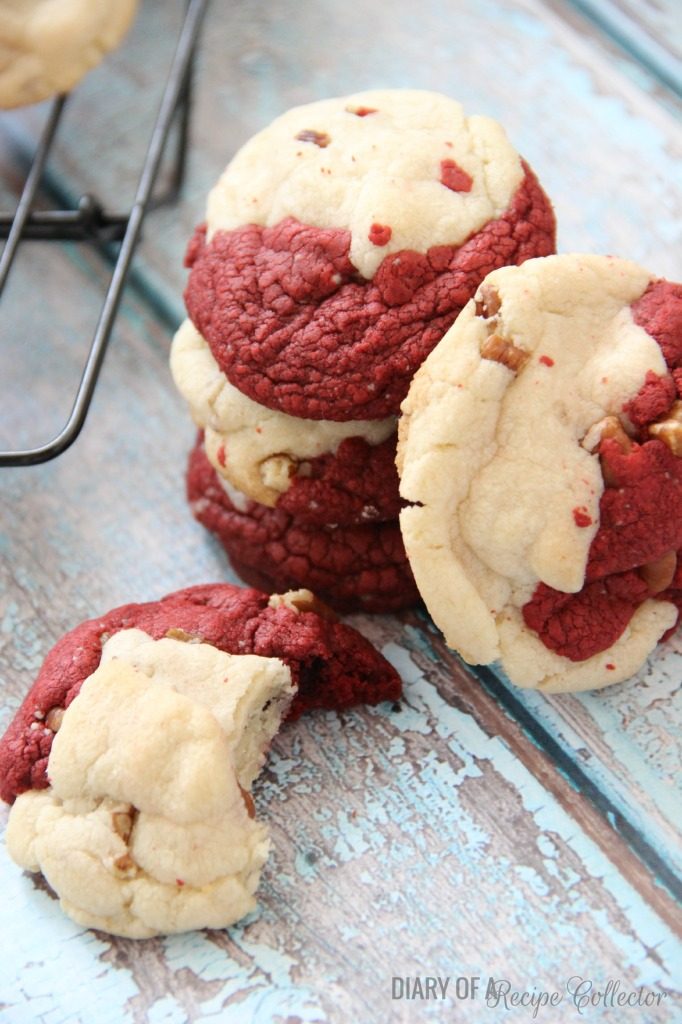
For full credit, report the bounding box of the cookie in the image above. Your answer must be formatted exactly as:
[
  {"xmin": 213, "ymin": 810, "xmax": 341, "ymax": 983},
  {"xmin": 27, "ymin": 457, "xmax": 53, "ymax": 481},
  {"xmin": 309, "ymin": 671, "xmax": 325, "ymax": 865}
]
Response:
[
  {"xmin": 188, "ymin": 436, "xmax": 418, "ymax": 613},
  {"xmin": 171, "ymin": 319, "xmax": 400, "ymax": 523},
  {"xmin": 0, "ymin": 581, "xmax": 402, "ymax": 804},
  {"xmin": 398, "ymin": 254, "xmax": 682, "ymax": 691},
  {"xmin": 6, "ymin": 631, "xmax": 294, "ymax": 937},
  {"xmin": 0, "ymin": 0, "xmax": 138, "ymax": 109},
  {"xmin": 184, "ymin": 89, "xmax": 556, "ymax": 421}
]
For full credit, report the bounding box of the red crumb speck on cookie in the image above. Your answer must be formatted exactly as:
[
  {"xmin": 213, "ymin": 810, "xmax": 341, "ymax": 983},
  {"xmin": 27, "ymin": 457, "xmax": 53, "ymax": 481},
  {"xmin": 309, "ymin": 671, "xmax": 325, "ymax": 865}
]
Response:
[
  {"xmin": 606, "ymin": 663, "xmax": 615, "ymax": 670},
  {"xmin": 573, "ymin": 507, "xmax": 593, "ymax": 528},
  {"xmin": 348, "ymin": 106, "xmax": 377, "ymax": 117},
  {"xmin": 539, "ymin": 355, "xmax": 554, "ymax": 367},
  {"xmin": 176, "ymin": 879, "xmax": 185, "ymax": 886},
  {"xmin": 368, "ymin": 223, "xmax": 392, "ymax": 247},
  {"xmin": 440, "ymin": 159, "xmax": 473, "ymax": 193},
  {"xmin": 217, "ymin": 445, "xmax": 227, "ymax": 468}
]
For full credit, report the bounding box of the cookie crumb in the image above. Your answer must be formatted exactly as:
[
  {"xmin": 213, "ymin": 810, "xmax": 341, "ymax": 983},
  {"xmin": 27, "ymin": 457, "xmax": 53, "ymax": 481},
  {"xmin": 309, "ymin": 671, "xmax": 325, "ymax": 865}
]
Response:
[{"xmin": 440, "ymin": 159, "xmax": 473, "ymax": 192}]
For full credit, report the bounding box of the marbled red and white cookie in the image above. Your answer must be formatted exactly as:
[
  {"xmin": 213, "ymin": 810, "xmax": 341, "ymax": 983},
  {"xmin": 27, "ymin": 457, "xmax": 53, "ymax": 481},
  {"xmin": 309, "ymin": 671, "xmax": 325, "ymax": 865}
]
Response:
[
  {"xmin": 184, "ymin": 89, "xmax": 556, "ymax": 422},
  {"xmin": 398, "ymin": 254, "xmax": 682, "ymax": 691},
  {"xmin": 5, "ymin": 633, "xmax": 293, "ymax": 937}
]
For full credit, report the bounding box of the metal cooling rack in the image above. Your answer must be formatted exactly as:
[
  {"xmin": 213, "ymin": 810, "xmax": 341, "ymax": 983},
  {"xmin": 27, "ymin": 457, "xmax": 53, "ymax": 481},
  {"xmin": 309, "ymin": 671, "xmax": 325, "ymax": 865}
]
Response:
[{"xmin": 0, "ymin": 0, "xmax": 208, "ymax": 466}]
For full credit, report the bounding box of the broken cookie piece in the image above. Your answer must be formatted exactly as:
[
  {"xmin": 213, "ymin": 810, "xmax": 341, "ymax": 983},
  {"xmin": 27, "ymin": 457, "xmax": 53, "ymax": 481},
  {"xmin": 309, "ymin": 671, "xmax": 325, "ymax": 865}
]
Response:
[
  {"xmin": 398, "ymin": 254, "xmax": 682, "ymax": 691},
  {"xmin": 6, "ymin": 632, "xmax": 293, "ymax": 937},
  {"xmin": 0, "ymin": 582, "xmax": 402, "ymax": 804}
]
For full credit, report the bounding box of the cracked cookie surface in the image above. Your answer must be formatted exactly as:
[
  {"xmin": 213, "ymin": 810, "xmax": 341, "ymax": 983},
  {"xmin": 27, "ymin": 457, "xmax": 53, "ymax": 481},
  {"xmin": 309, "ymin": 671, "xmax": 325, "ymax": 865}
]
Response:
[{"xmin": 184, "ymin": 89, "xmax": 555, "ymax": 420}]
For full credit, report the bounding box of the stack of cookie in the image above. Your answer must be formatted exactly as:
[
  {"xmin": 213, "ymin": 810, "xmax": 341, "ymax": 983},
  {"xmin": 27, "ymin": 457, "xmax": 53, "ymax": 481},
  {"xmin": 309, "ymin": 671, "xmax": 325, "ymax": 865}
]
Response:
[{"xmin": 171, "ymin": 89, "xmax": 556, "ymax": 611}]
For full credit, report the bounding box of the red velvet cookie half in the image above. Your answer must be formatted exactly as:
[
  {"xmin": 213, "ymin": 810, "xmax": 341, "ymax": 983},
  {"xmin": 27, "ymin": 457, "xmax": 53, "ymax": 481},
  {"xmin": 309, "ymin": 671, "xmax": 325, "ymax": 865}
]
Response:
[{"xmin": 188, "ymin": 436, "xmax": 419, "ymax": 613}]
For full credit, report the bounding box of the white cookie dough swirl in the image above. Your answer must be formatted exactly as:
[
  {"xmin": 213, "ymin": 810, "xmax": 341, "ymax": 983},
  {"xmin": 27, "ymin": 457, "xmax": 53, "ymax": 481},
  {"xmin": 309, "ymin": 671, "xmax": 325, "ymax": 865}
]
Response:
[{"xmin": 398, "ymin": 254, "xmax": 682, "ymax": 692}]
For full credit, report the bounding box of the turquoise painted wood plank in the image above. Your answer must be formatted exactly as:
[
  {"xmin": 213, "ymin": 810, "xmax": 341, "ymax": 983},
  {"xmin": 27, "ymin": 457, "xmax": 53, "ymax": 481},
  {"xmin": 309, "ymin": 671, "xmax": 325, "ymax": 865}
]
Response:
[
  {"xmin": 4, "ymin": 0, "xmax": 680, "ymax": 886},
  {"xmin": 565, "ymin": 0, "xmax": 682, "ymax": 96},
  {"xmin": 478, "ymin": 640, "xmax": 682, "ymax": 881},
  {"xmin": 1, "ymin": 1, "xmax": 682, "ymax": 1020}
]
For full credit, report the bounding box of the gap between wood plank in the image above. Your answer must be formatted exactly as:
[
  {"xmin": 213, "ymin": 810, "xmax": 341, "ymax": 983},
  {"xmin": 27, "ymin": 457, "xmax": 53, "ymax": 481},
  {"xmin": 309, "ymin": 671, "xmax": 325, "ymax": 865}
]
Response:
[
  {"xmin": 561, "ymin": 0, "xmax": 681, "ymax": 99},
  {"xmin": 400, "ymin": 610, "xmax": 682, "ymax": 936},
  {"xmin": 0, "ymin": 131, "xmax": 184, "ymax": 335}
]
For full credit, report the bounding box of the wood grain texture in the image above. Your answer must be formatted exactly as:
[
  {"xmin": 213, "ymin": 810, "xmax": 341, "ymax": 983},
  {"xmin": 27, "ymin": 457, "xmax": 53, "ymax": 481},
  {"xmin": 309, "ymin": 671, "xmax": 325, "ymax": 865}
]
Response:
[
  {"xmin": 1, "ymin": 0, "xmax": 681, "ymax": 1021},
  {"xmin": 565, "ymin": 0, "xmax": 682, "ymax": 94}
]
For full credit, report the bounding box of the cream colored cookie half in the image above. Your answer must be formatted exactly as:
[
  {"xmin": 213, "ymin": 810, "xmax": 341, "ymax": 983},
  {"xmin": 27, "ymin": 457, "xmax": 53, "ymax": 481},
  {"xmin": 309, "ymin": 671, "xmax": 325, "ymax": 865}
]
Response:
[
  {"xmin": 171, "ymin": 319, "xmax": 396, "ymax": 506},
  {"xmin": 6, "ymin": 631, "xmax": 294, "ymax": 937},
  {"xmin": 205, "ymin": 89, "xmax": 524, "ymax": 280},
  {"xmin": 0, "ymin": 0, "xmax": 138, "ymax": 109},
  {"xmin": 398, "ymin": 253, "xmax": 677, "ymax": 691}
]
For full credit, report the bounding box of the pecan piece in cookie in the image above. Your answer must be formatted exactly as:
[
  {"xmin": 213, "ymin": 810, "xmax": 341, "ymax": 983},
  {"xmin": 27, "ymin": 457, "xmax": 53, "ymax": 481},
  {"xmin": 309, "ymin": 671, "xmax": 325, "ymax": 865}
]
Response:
[{"xmin": 480, "ymin": 332, "xmax": 529, "ymax": 372}]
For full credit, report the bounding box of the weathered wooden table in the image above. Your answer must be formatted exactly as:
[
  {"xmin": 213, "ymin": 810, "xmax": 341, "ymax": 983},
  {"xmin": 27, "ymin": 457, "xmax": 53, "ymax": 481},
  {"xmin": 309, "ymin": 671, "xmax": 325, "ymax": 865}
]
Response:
[{"xmin": 1, "ymin": 1, "xmax": 680, "ymax": 1021}]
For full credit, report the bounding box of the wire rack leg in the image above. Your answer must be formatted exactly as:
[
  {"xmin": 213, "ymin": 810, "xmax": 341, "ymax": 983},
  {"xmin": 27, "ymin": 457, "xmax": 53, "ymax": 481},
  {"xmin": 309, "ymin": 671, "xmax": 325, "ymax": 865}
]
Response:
[
  {"xmin": 0, "ymin": 0, "xmax": 208, "ymax": 467},
  {"xmin": 0, "ymin": 95, "xmax": 67, "ymax": 295}
]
